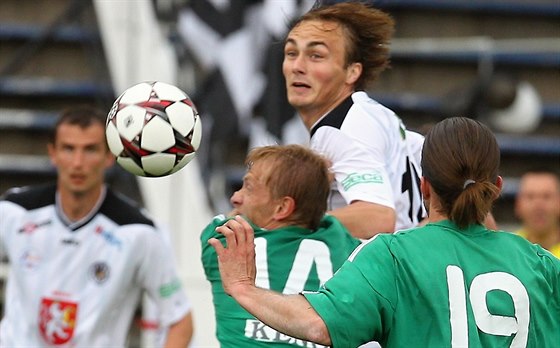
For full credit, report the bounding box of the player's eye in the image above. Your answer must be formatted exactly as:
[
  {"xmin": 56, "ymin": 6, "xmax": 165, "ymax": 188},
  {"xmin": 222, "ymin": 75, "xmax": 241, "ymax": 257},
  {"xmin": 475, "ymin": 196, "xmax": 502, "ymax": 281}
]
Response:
[
  {"xmin": 61, "ymin": 144, "xmax": 74, "ymax": 152},
  {"xmin": 284, "ymin": 50, "xmax": 297, "ymax": 58},
  {"xmin": 84, "ymin": 145, "xmax": 96, "ymax": 153},
  {"xmin": 309, "ymin": 53, "xmax": 323, "ymax": 60}
]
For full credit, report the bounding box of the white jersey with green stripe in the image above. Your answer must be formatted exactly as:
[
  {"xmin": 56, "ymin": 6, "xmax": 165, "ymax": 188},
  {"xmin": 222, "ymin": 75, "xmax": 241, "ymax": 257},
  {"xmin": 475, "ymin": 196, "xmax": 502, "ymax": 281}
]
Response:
[
  {"xmin": 310, "ymin": 91, "xmax": 426, "ymax": 231},
  {"xmin": 0, "ymin": 184, "xmax": 190, "ymax": 347}
]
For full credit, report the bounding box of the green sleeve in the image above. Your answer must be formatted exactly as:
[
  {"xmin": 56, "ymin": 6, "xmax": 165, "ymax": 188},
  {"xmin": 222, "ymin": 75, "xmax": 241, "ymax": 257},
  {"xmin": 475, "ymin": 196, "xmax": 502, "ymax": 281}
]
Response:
[
  {"xmin": 200, "ymin": 215, "xmax": 227, "ymax": 244},
  {"xmin": 303, "ymin": 236, "xmax": 397, "ymax": 348},
  {"xmin": 200, "ymin": 215, "xmax": 228, "ymax": 280}
]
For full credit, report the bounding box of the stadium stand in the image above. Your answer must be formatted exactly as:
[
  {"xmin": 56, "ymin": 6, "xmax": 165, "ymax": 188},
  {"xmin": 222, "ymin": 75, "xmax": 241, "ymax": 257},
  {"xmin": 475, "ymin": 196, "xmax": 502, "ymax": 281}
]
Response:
[
  {"xmin": 0, "ymin": 0, "xmax": 147, "ymax": 196},
  {"xmin": 169, "ymin": 0, "xmax": 559, "ymax": 227},
  {"xmin": 0, "ymin": 0, "xmax": 558, "ymax": 346},
  {"xmin": 366, "ymin": 0, "xmax": 560, "ymax": 225},
  {"xmin": 0, "ymin": 0, "xmax": 558, "ymax": 230},
  {"xmin": 0, "ymin": 0, "xmax": 143, "ymax": 343}
]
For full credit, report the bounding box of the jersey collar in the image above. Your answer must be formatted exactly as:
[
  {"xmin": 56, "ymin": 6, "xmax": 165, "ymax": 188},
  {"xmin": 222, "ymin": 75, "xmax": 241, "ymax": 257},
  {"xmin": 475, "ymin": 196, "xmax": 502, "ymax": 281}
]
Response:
[
  {"xmin": 55, "ymin": 185, "xmax": 107, "ymax": 231},
  {"xmin": 427, "ymin": 219, "xmax": 488, "ymax": 236},
  {"xmin": 309, "ymin": 94, "xmax": 354, "ymax": 137}
]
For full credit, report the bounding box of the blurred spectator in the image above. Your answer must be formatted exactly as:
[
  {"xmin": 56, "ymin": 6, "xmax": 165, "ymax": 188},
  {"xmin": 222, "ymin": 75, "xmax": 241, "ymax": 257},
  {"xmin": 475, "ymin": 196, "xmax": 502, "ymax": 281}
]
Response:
[
  {"xmin": 515, "ymin": 169, "xmax": 560, "ymax": 257},
  {"xmin": 0, "ymin": 105, "xmax": 193, "ymax": 347}
]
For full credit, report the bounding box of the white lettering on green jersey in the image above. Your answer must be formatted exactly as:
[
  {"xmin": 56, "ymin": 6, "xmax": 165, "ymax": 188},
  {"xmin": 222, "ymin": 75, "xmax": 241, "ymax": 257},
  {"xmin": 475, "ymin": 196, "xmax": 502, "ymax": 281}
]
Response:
[
  {"xmin": 255, "ymin": 238, "xmax": 334, "ymax": 294},
  {"xmin": 447, "ymin": 266, "xmax": 530, "ymax": 348}
]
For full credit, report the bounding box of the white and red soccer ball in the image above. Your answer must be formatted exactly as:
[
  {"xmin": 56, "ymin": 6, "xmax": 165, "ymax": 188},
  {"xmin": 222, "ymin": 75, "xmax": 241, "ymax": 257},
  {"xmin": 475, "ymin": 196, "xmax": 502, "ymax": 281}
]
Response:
[{"xmin": 105, "ymin": 81, "xmax": 202, "ymax": 177}]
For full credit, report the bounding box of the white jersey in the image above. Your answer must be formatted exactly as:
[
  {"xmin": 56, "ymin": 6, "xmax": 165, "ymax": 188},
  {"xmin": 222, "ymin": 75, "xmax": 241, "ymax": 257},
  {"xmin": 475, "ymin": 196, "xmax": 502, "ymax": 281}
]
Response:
[
  {"xmin": 0, "ymin": 184, "xmax": 190, "ymax": 347},
  {"xmin": 310, "ymin": 91, "xmax": 425, "ymax": 231}
]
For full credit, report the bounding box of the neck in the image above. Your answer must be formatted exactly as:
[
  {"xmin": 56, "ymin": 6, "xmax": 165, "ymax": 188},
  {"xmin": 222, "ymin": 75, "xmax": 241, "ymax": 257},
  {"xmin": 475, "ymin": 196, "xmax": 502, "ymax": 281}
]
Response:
[
  {"xmin": 59, "ymin": 185, "xmax": 104, "ymax": 222},
  {"xmin": 261, "ymin": 220, "xmax": 288, "ymax": 231},
  {"xmin": 261, "ymin": 218, "xmax": 307, "ymax": 231},
  {"xmin": 425, "ymin": 195, "xmax": 449, "ymax": 224},
  {"xmin": 299, "ymin": 91, "xmax": 354, "ymax": 130},
  {"xmin": 427, "ymin": 212, "xmax": 448, "ymax": 224}
]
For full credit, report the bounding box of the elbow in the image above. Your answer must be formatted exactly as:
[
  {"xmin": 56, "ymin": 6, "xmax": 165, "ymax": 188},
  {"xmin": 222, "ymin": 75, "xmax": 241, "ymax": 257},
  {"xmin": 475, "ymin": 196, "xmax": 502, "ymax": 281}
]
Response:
[
  {"xmin": 378, "ymin": 206, "xmax": 396, "ymax": 232},
  {"xmin": 354, "ymin": 227, "xmax": 379, "ymax": 240},
  {"xmin": 331, "ymin": 201, "xmax": 396, "ymax": 239},
  {"xmin": 379, "ymin": 217, "xmax": 396, "ymax": 235},
  {"xmin": 306, "ymin": 315, "xmax": 331, "ymax": 346},
  {"xmin": 165, "ymin": 311, "xmax": 194, "ymax": 348},
  {"xmin": 358, "ymin": 209, "xmax": 396, "ymax": 239}
]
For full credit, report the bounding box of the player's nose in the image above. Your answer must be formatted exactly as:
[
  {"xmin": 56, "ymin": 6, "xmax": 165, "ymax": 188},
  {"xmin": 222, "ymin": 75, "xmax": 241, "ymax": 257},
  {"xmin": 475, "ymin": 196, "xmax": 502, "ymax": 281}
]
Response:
[
  {"xmin": 71, "ymin": 150, "xmax": 85, "ymax": 166},
  {"xmin": 230, "ymin": 190, "xmax": 242, "ymax": 206},
  {"xmin": 292, "ymin": 55, "xmax": 307, "ymax": 74}
]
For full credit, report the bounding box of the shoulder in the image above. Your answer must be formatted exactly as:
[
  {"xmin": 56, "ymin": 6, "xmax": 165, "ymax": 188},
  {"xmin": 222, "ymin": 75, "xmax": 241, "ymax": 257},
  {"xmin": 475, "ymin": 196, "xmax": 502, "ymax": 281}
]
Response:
[
  {"xmin": 494, "ymin": 229, "xmax": 551, "ymax": 253},
  {"xmin": 0, "ymin": 184, "xmax": 56, "ymax": 210},
  {"xmin": 310, "ymin": 95, "xmax": 354, "ymax": 136},
  {"xmin": 405, "ymin": 130, "xmax": 424, "ymax": 148},
  {"xmin": 351, "ymin": 91, "xmax": 398, "ymax": 126},
  {"xmin": 310, "ymin": 92, "xmax": 394, "ymax": 134},
  {"xmin": 508, "ymin": 233, "xmax": 560, "ymax": 264},
  {"xmin": 318, "ymin": 215, "xmax": 345, "ymax": 229},
  {"xmin": 99, "ymin": 188, "xmax": 155, "ymax": 227},
  {"xmin": 347, "ymin": 232, "xmax": 394, "ymax": 263},
  {"xmin": 320, "ymin": 215, "xmax": 361, "ymax": 247},
  {"xmin": 319, "ymin": 215, "xmax": 354, "ymax": 237},
  {"xmin": 200, "ymin": 214, "xmax": 228, "ymax": 242},
  {"xmin": 351, "ymin": 225, "xmax": 432, "ymax": 260}
]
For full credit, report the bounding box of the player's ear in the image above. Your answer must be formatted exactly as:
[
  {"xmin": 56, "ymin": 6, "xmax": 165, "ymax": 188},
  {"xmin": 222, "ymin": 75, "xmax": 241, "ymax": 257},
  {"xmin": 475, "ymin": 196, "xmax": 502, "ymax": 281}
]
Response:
[
  {"xmin": 345, "ymin": 62, "xmax": 362, "ymax": 85},
  {"xmin": 420, "ymin": 177, "xmax": 432, "ymax": 216},
  {"xmin": 420, "ymin": 177, "xmax": 431, "ymax": 200},
  {"xmin": 274, "ymin": 196, "xmax": 296, "ymax": 220},
  {"xmin": 47, "ymin": 142, "xmax": 57, "ymax": 166},
  {"xmin": 104, "ymin": 148, "xmax": 115, "ymax": 168},
  {"xmin": 493, "ymin": 175, "xmax": 503, "ymax": 200}
]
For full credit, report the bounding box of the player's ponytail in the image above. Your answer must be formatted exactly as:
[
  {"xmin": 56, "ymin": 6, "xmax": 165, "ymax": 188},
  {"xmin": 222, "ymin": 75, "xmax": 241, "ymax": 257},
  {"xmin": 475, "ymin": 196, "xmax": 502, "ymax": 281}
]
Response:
[
  {"xmin": 422, "ymin": 117, "xmax": 500, "ymax": 228},
  {"xmin": 450, "ymin": 180, "xmax": 500, "ymax": 228}
]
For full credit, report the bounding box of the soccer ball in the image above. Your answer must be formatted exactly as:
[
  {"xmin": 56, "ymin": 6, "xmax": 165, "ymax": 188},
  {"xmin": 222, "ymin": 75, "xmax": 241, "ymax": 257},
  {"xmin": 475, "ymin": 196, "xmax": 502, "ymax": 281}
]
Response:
[{"xmin": 105, "ymin": 81, "xmax": 202, "ymax": 177}]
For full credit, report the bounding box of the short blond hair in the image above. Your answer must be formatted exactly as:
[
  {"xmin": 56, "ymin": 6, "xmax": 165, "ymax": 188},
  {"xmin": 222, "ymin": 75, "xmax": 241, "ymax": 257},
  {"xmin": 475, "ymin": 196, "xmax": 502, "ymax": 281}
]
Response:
[{"xmin": 246, "ymin": 144, "xmax": 329, "ymax": 229}]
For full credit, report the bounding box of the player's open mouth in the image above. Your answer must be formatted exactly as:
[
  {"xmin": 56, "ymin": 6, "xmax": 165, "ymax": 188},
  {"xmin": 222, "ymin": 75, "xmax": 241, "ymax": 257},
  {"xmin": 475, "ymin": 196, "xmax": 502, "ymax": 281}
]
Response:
[{"xmin": 292, "ymin": 82, "xmax": 310, "ymax": 88}]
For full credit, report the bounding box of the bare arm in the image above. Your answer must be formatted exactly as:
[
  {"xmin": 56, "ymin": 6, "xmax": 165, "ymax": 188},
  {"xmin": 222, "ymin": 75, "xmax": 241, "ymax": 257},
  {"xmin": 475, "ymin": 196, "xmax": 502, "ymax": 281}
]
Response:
[
  {"xmin": 163, "ymin": 311, "xmax": 194, "ymax": 348},
  {"xmin": 209, "ymin": 216, "xmax": 331, "ymax": 345},
  {"xmin": 329, "ymin": 200, "xmax": 396, "ymax": 239},
  {"xmin": 229, "ymin": 285, "xmax": 330, "ymax": 345}
]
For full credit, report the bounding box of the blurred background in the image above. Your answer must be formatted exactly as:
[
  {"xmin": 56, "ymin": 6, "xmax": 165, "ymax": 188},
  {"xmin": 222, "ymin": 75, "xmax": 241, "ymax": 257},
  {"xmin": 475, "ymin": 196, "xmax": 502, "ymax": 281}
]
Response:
[{"xmin": 0, "ymin": 0, "xmax": 558, "ymax": 346}]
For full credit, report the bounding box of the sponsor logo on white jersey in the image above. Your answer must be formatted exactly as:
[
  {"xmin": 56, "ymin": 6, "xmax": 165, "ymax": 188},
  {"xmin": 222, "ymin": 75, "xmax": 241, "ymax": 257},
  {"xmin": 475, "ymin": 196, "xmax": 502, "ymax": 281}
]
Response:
[
  {"xmin": 89, "ymin": 261, "xmax": 110, "ymax": 284},
  {"xmin": 39, "ymin": 298, "xmax": 78, "ymax": 345},
  {"xmin": 94, "ymin": 225, "xmax": 122, "ymax": 250},
  {"xmin": 341, "ymin": 171, "xmax": 384, "ymax": 191},
  {"xmin": 19, "ymin": 249, "xmax": 42, "ymax": 271},
  {"xmin": 18, "ymin": 219, "xmax": 52, "ymax": 234}
]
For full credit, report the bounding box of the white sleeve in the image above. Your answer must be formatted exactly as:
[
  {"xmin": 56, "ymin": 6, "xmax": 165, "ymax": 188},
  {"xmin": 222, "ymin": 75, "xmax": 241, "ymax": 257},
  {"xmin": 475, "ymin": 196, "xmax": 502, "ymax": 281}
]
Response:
[
  {"xmin": 137, "ymin": 225, "xmax": 191, "ymax": 327},
  {"xmin": 405, "ymin": 130, "xmax": 424, "ymax": 169},
  {"xmin": 0, "ymin": 202, "xmax": 9, "ymax": 261},
  {"xmin": 311, "ymin": 126, "xmax": 395, "ymax": 209},
  {"xmin": 0, "ymin": 201, "xmax": 23, "ymax": 262}
]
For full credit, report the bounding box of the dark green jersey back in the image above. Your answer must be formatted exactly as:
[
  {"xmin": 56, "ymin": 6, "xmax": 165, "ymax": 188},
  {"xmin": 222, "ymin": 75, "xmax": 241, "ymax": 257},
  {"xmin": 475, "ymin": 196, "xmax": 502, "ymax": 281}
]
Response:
[
  {"xmin": 305, "ymin": 220, "xmax": 560, "ymax": 348},
  {"xmin": 201, "ymin": 215, "xmax": 360, "ymax": 348}
]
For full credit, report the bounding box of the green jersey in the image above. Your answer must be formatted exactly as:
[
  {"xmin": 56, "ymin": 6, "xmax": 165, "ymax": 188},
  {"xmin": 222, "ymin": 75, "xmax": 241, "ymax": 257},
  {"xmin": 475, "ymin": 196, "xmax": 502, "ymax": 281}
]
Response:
[
  {"xmin": 304, "ymin": 220, "xmax": 560, "ymax": 348},
  {"xmin": 201, "ymin": 215, "xmax": 360, "ymax": 348}
]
